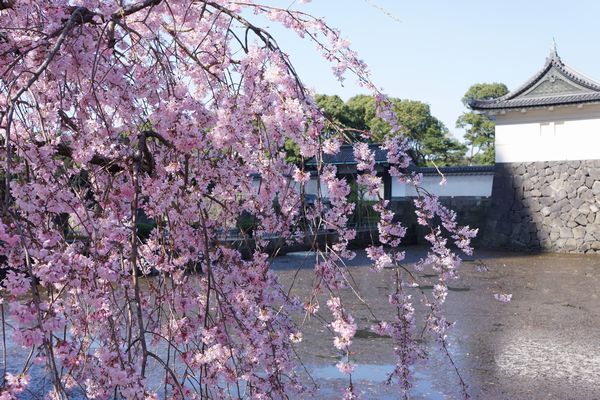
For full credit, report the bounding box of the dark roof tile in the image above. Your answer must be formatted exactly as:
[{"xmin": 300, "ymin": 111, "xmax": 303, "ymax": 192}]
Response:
[
  {"xmin": 305, "ymin": 144, "xmax": 388, "ymax": 166},
  {"xmin": 470, "ymin": 49, "xmax": 600, "ymax": 111}
]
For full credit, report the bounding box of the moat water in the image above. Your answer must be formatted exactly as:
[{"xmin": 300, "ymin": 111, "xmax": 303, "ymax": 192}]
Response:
[{"xmin": 3, "ymin": 247, "xmax": 600, "ymax": 399}]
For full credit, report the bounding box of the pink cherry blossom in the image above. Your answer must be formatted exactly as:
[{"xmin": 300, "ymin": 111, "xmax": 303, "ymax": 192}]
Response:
[{"xmin": 0, "ymin": 2, "xmax": 481, "ymax": 399}]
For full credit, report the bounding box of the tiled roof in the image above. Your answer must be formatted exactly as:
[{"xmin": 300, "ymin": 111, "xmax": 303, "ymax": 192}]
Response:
[
  {"xmin": 305, "ymin": 144, "xmax": 494, "ymax": 175},
  {"xmin": 470, "ymin": 49, "xmax": 600, "ymax": 111},
  {"xmin": 305, "ymin": 144, "xmax": 388, "ymax": 166},
  {"xmin": 410, "ymin": 165, "xmax": 494, "ymax": 175}
]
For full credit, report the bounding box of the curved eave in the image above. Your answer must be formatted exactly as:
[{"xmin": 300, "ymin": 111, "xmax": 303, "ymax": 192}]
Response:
[
  {"xmin": 469, "ymin": 51, "xmax": 600, "ymax": 112},
  {"xmin": 470, "ymin": 93, "xmax": 600, "ymax": 111}
]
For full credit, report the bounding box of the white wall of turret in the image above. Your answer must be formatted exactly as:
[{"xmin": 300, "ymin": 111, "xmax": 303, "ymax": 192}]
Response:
[{"xmin": 493, "ymin": 103, "xmax": 600, "ymax": 163}]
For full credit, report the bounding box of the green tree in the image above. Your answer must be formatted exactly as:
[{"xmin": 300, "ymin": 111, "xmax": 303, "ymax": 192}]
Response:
[
  {"xmin": 317, "ymin": 95, "xmax": 466, "ymax": 165},
  {"xmin": 456, "ymin": 82, "xmax": 508, "ymax": 165}
]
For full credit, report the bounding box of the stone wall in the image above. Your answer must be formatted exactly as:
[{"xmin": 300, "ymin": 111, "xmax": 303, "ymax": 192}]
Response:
[{"xmin": 483, "ymin": 161, "xmax": 600, "ymax": 253}]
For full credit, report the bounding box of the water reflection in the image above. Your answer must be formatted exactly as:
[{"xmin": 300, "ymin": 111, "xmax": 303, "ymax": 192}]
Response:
[{"xmin": 308, "ymin": 364, "xmax": 445, "ymax": 399}]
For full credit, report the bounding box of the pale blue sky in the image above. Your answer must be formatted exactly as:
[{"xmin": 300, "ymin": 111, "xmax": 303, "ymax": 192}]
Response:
[{"xmin": 254, "ymin": 0, "xmax": 600, "ymax": 139}]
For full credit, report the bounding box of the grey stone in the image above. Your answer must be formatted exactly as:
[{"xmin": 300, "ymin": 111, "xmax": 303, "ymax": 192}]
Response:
[
  {"xmin": 573, "ymin": 226, "xmax": 586, "ymax": 239},
  {"xmin": 581, "ymin": 189, "xmax": 594, "ymax": 202},
  {"xmin": 589, "ymin": 224, "xmax": 600, "ymax": 234},
  {"xmin": 569, "ymin": 160, "xmax": 581, "ymax": 169},
  {"xmin": 559, "ymin": 227, "xmax": 573, "ymax": 238},
  {"xmin": 519, "ymin": 231, "xmax": 530, "ymax": 244},
  {"xmin": 579, "ymin": 203, "xmax": 591, "ymax": 215},
  {"xmin": 589, "ymin": 168, "xmax": 600, "ymax": 180},
  {"xmin": 563, "ymin": 238, "xmax": 578, "ymax": 252},
  {"xmin": 541, "ymin": 186, "xmax": 554, "ymax": 197},
  {"xmin": 570, "ymin": 198, "xmax": 584, "ymax": 208},
  {"xmin": 515, "ymin": 164, "xmax": 526, "ymax": 175},
  {"xmin": 581, "ymin": 243, "xmax": 592, "ymax": 252},
  {"xmin": 557, "ymin": 163, "xmax": 569, "ymax": 174},
  {"xmin": 550, "ymin": 202, "xmax": 562, "ymax": 213},
  {"xmin": 593, "ymin": 181, "xmax": 600, "ymax": 195},
  {"xmin": 585, "ymin": 177, "xmax": 595, "ymax": 188},
  {"xmin": 528, "ymin": 202, "xmax": 542, "ymax": 213},
  {"xmin": 575, "ymin": 214, "xmax": 589, "ymax": 226}
]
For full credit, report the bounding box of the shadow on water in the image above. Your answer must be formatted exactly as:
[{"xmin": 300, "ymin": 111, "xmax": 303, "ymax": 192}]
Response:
[{"xmin": 270, "ymin": 245, "xmax": 563, "ymax": 272}]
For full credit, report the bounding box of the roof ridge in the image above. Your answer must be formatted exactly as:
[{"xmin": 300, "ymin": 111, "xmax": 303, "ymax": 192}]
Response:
[
  {"xmin": 556, "ymin": 61, "xmax": 600, "ymax": 90},
  {"xmin": 470, "ymin": 51, "xmax": 600, "ymax": 111}
]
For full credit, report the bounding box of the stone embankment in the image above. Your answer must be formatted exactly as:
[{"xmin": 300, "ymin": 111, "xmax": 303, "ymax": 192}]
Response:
[{"xmin": 484, "ymin": 161, "xmax": 600, "ymax": 253}]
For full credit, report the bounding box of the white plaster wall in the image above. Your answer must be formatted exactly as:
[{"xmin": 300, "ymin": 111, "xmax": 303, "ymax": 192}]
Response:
[
  {"xmin": 494, "ymin": 104, "xmax": 600, "ymax": 162},
  {"xmin": 392, "ymin": 174, "xmax": 493, "ymax": 198},
  {"xmin": 258, "ymin": 174, "xmax": 492, "ymax": 199}
]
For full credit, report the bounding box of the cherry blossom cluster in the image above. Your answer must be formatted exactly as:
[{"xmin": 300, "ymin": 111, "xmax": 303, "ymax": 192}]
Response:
[{"xmin": 0, "ymin": 1, "xmax": 484, "ymax": 399}]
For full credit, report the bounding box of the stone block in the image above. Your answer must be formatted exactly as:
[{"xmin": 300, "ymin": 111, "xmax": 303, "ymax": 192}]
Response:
[
  {"xmin": 510, "ymin": 212, "xmax": 522, "ymax": 223},
  {"xmin": 588, "ymin": 213, "xmax": 595, "ymax": 224},
  {"xmin": 563, "ymin": 238, "xmax": 578, "ymax": 252},
  {"xmin": 514, "ymin": 164, "xmax": 526, "ymax": 175},
  {"xmin": 518, "ymin": 231, "xmax": 530, "ymax": 244},
  {"xmin": 589, "ymin": 168, "xmax": 600, "ymax": 181},
  {"xmin": 569, "ymin": 160, "xmax": 581, "ymax": 169},
  {"xmin": 556, "ymin": 163, "xmax": 569, "ymax": 174},
  {"xmin": 585, "ymin": 177, "xmax": 595, "ymax": 188},
  {"xmin": 581, "ymin": 189, "xmax": 594, "ymax": 202},
  {"xmin": 528, "ymin": 202, "xmax": 542, "ymax": 213},
  {"xmin": 573, "ymin": 226, "xmax": 586, "ymax": 239},
  {"xmin": 559, "ymin": 227, "xmax": 573, "ymax": 238},
  {"xmin": 575, "ymin": 214, "xmax": 589, "ymax": 226},
  {"xmin": 581, "ymin": 243, "xmax": 592, "ymax": 252},
  {"xmin": 541, "ymin": 186, "xmax": 554, "ymax": 197},
  {"xmin": 579, "ymin": 203, "xmax": 591, "ymax": 215},
  {"xmin": 570, "ymin": 198, "xmax": 584, "ymax": 209}
]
